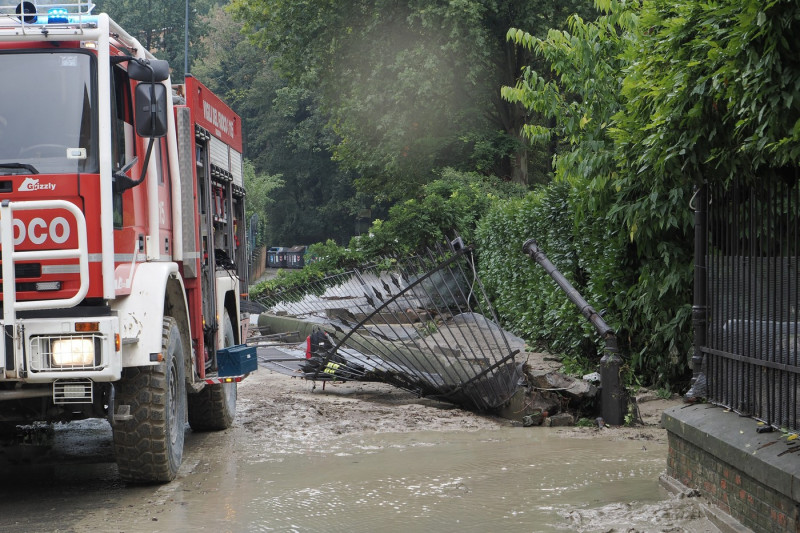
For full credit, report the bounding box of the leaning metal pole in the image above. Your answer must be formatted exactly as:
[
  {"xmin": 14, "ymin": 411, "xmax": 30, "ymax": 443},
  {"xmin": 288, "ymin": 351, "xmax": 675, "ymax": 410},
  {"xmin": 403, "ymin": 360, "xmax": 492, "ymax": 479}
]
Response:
[{"xmin": 522, "ymin": 239, "xmax": 627, "ymax": 425}]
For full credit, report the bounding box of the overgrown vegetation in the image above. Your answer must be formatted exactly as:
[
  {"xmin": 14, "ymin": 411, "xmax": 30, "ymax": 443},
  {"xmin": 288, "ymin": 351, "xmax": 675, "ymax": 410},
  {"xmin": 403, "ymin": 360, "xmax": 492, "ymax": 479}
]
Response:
[
  {"xmin": 488, "ymin": 0, "xmax": 800, "ymax": 388},
  {"xmin": 101, "ymin": 0, "xmax": 800, "ymax": 390},
  {"xmin": 499, "ymin": 2, "xmax": 695, "ymax": 387},
  {"xmin": 248, "ymin": 0, "xmax": 800, "ymax": 391}
]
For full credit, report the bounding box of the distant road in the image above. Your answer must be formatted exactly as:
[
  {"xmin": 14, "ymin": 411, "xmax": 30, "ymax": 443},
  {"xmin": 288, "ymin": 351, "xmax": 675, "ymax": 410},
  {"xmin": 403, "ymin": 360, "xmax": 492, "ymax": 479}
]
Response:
[{"xmin": 250, "ymin": 267, "xmax": 280, "ymax": 287}]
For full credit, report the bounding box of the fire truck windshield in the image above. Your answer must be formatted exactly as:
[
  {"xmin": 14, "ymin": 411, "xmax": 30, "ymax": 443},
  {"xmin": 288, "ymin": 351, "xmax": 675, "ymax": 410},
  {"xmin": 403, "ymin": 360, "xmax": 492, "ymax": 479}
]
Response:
[{"xmin": 0, "ymin": 51, "xmax": 98, "ymax": 175}]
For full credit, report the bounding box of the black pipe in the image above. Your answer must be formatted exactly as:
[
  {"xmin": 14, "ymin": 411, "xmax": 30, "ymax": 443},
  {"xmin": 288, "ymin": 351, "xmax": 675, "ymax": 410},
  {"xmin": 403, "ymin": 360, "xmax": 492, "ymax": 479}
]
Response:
[
  {"xmin": 522, "ymin": 239, "xmax": 627, "ymax": 425},
  {"xmin": 686, "ymin": 184, "xmax": 708, "ymax": 400}
]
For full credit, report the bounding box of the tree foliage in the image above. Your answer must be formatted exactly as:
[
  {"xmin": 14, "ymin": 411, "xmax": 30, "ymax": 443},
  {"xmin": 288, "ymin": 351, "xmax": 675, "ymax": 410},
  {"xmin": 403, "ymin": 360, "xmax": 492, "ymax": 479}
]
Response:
[
  {"xmin": 614, "ymin": 0, "xmax": 800, "ymax": 185},
  {"xmin": 229, "ymin": 0, "xmax": 596, "ymax": 194},
  {"xmin": 491, "ymin": 0, "xmax": 800, "ymax": 388},
  {"xmin": 353, "ymin": 168, "xmax": 527, "ymax": 257},
  {"xmin": 193, "ymin": 5, "xmax": 359, "ymax": 246},
  {"xmin": 608, "ymin": 0, "xmax": 800, "ymax": 384},
  {"xmin": 94, "ymin": 0, "xmax": 213, "ymax": 81},
  {"xmin": 493, "ymin": 1, "xmax": 695, "ymax": 386},
  {"xmin": 241, "ymin": 159, "xmax": 284, "ymax": 246}
]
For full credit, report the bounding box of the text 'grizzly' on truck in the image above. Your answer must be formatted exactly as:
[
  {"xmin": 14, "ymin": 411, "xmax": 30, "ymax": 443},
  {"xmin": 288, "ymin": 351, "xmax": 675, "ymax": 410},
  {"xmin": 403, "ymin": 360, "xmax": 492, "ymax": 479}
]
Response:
[{"xmin": 0, "ymin": 0, "xmax": 255, "ymax": 483}]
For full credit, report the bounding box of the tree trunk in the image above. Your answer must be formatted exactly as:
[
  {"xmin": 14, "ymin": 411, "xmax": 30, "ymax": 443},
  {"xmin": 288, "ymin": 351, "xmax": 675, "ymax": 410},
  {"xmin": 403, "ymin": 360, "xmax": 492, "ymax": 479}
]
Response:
[{"xmin": 511, "ymin": 144, "xmax": 528, "ymax": 186}]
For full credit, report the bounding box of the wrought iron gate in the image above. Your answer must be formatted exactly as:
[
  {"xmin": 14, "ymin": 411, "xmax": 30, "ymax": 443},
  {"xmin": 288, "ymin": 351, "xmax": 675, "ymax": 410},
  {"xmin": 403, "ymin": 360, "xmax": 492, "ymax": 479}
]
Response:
[{"xmin": 701, "ymin": 177, "xmax": 800, "ymax": 431}]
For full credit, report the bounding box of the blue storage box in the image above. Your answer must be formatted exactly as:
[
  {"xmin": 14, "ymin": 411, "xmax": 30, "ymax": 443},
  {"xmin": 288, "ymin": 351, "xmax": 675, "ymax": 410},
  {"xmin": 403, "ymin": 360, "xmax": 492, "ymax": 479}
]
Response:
[{"xmin": 217, "ymin": 344, "xmax": 258, "ymax": 376}]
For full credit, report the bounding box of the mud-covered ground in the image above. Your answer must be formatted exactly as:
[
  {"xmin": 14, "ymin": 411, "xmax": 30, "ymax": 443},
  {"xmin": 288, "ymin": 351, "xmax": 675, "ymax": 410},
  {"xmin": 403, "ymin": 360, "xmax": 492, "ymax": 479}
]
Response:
[
  {"xmin": 237, "ymin": 368, "xmax": 724, "ymax": 532},
  {"xmin": 236, "ymin": 365, "xmax": 677, "ymax": 452},
  {"xmin": 0, "ymin": 366, "xmax": 724, "ymax": 532}
]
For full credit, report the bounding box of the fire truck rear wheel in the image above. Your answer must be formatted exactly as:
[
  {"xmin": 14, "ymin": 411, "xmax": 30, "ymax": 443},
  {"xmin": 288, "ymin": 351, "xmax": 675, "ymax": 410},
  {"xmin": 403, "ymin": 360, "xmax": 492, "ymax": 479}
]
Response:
[
  {"xmin": 187, "ymin": 310, "xmax": 237, "ymax": 431},
  {"xmin": 112, "ymin": 316, "xmax": 187, "ymax": 483}
]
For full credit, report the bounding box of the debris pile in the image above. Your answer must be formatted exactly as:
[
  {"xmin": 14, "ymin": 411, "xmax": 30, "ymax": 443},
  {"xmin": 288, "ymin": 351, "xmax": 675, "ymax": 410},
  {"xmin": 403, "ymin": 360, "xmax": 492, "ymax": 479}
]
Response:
[{"xmin": 501, "ymin": 363, "xmax": 599, "ymax": 426}]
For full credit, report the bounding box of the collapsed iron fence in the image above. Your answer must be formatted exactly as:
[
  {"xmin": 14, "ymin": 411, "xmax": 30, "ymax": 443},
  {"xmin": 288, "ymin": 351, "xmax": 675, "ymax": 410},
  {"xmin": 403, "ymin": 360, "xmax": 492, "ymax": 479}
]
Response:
[
  {"xmin": 702, "ymin": 177, "xmax": 800, "ymax": 431},
  {"xmin": 254, "ymin": 242, "xmax": 521, "ymax": 411}
]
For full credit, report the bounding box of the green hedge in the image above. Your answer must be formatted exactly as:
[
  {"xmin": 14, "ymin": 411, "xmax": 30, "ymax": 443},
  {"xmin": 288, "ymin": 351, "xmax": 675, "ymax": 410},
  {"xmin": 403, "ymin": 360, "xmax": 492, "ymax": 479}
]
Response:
[
  {"xmin": 351, "ymin": 168, "xmax": 527, "ymax": 257},
  {"xmin": 476, "ymin": 180, "xmax": 692, "ymax": 388},
  {"xmin": 477, "ymin": 183, "xmax": 606, "ymax": 369}
]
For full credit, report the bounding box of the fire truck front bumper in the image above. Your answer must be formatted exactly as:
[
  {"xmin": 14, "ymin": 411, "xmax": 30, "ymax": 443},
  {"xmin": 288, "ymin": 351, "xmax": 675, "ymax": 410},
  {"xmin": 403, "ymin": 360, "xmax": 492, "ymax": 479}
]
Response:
[{"xmin": 0, "ymin": 316, "xmax": 121, "ymax": 383}]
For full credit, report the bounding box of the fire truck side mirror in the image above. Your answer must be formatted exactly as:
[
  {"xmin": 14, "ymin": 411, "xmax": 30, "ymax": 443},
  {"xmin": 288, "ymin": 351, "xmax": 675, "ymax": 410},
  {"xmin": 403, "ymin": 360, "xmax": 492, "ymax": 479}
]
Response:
[
  {"xmin": 127, "ymin": 59, "xmax": 170, "ymax": 82},
  {"xmin": 134, "ymin": 83, "xmax": 168, "ymax": 138}
]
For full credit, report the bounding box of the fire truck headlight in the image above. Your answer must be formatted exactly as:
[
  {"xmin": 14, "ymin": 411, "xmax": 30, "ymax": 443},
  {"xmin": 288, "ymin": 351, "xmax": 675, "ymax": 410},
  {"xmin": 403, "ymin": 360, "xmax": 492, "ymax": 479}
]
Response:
[{"xmin": 51, "ymin": 338, "xmax": 95, "ymax": 366}]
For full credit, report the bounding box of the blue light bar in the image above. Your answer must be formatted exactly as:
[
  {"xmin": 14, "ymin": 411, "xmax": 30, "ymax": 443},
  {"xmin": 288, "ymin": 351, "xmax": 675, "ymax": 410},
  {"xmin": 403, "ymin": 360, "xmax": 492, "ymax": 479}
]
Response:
[
  {"xmin": 23, "ymin": 14, "xmax": 100, "ymax": 26},
  {"xmin": 47, "ymin": 8, "xmax": 69, "ymax": 23}
]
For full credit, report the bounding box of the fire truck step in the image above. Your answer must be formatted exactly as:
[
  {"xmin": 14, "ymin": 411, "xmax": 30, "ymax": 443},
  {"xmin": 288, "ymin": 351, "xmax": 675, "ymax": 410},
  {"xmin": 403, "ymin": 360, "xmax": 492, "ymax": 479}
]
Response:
[{"xmin": 113, "ymin": 404, "xmax": 133, "ymax": 422}]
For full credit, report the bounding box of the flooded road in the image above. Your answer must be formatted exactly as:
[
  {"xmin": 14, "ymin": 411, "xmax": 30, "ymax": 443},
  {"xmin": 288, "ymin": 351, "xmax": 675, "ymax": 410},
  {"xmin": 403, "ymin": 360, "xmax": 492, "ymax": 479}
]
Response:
[
  {"xmin": 0, "ymin": 370, "xmax": 719, "ymax": 532},
  {"xmin": 176, "ymin": 429, "xmax": 706, "ymax": 532}
]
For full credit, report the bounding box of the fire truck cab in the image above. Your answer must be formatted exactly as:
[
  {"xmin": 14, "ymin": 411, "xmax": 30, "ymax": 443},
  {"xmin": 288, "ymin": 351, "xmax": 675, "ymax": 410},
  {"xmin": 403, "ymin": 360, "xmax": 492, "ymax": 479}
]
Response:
[{"xmin": 0, "ymin": 1, "xmax": 252, "ymax": 482}]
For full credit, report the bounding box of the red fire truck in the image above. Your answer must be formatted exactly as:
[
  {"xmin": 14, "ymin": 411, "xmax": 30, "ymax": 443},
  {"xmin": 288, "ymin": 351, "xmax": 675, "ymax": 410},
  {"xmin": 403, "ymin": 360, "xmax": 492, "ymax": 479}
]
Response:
[{"xmin": 0, "ymin": 1, "xmax": 254, "ymax": 482}]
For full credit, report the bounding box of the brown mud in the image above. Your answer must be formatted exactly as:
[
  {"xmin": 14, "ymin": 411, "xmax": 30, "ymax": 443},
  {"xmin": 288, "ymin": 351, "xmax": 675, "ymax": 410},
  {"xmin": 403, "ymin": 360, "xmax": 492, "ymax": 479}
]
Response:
[{"xmin": 0, "ymin": 367, "xmax": 722, "ymax": 532}]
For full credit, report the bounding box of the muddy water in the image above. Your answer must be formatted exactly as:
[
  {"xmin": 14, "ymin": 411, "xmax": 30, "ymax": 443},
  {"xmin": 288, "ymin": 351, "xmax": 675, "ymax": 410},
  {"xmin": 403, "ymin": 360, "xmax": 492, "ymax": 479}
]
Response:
[
  {"xmin": 0, "ymin": 421, "xmax": 716, "ymax": 532},
  {"xmin": 23, "ymin": 424, "xmax": 710, "ymax": 532},
  {"xmin": 234, "ymin": 430, "xmax": 685, "ymax": 532},
  {"xmin": 218, "ymin": 430, "xmax": 711, "ymax": 532}
]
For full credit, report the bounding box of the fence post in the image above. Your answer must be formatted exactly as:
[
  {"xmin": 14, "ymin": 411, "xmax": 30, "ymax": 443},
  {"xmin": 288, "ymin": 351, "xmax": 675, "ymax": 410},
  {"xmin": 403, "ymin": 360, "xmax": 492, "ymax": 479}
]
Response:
[{"xmin": 686, "ymin": 184, "xmax": 708, "ymax": 400}]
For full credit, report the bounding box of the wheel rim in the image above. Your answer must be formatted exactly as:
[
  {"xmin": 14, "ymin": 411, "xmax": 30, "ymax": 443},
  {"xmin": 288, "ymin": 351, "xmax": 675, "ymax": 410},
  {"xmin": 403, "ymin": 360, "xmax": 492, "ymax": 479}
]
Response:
[{"xmin": 168, "ymin": 348, "xmax": 180, "ymax": 446}]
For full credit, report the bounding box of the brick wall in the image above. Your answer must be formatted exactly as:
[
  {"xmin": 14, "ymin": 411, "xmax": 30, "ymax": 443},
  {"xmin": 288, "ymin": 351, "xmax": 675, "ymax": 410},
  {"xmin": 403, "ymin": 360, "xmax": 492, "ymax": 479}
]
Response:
[{"xmin": 667, "ymin": 432, "xmax": 799, "ymax": 532}]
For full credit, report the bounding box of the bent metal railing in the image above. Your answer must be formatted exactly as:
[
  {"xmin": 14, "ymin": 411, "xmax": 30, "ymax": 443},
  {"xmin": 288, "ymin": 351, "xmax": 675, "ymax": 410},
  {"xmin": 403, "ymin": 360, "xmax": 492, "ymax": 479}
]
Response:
[
  {"xmin": 694, "ymin": 178, "xmax": 800, "ymax": 432},
  {"xmin": 255, "ymin": 241, "xmax": 521, "ymax": 411}
]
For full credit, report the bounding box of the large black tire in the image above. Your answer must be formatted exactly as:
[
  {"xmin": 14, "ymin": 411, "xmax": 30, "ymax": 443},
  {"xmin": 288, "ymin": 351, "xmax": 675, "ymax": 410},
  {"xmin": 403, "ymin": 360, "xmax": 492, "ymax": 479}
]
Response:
[
  {"xmin": 187, "ymin": 311, "xmax": 238, "ymax": 431},
  {"xmin": 112, "ymin": 317, "xmax": 187, "ymax": 483}
]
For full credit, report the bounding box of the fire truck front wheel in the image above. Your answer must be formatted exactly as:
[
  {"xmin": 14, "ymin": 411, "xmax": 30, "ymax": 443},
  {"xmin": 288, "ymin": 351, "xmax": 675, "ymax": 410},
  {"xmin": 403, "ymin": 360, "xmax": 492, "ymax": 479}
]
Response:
[
  {"xmin": 188, "ymin": 311, "xmax": 237, "ymax": 431},
  {"xmin": 112, "ymin": 317, "xmax": 187, "ymax": 483}
]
